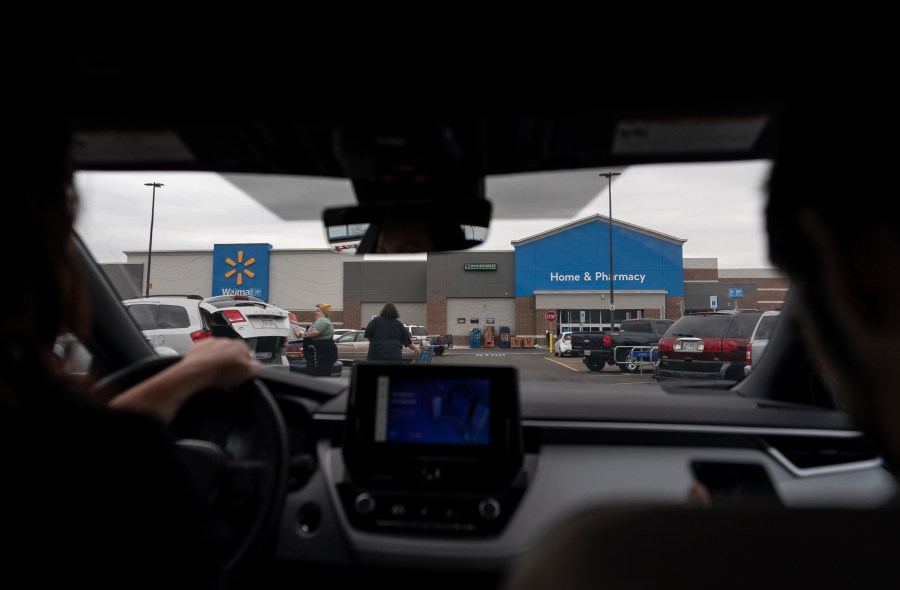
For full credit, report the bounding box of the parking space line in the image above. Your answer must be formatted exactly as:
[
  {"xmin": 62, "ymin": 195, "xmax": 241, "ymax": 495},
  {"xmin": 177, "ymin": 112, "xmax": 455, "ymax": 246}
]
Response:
[{"xmin": 544, "ymin": 356, "xmax": 583, "ymax": 372}]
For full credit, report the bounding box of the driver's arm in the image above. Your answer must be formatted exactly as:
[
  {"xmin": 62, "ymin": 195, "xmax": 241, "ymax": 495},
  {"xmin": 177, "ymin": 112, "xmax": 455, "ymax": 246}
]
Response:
[{"xmin": 107, "ymin": 338, "xmax": 261, "ymax": 423}]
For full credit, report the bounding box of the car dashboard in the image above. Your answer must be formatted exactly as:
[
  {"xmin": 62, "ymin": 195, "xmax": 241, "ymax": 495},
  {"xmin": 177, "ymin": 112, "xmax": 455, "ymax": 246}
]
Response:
[{"xmin": 256, "ymin": 365, "xmax": 896, "ymax": 582}]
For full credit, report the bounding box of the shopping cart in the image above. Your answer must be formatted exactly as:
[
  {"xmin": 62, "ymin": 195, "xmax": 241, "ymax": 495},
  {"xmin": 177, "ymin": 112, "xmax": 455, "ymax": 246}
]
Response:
[{"xmin": 415, "ymin": 347, "xmax": 433, "ymax": 364}]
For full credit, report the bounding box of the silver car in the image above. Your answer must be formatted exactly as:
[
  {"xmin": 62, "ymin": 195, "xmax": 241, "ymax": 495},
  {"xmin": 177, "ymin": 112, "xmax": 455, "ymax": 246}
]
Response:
[
  {"xmin": 336, "ymin": 330, "xmax": 416, "ymax": 364},
  {"xmin": 744, "ymin": 310, "xmax": 782, "ymax": 376}
]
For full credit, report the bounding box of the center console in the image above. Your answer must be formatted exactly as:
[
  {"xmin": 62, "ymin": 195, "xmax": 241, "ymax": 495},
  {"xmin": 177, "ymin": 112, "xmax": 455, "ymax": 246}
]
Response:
[{"xmin": 338, "ymin": 362, "xmax": 527, "ymax": 536}]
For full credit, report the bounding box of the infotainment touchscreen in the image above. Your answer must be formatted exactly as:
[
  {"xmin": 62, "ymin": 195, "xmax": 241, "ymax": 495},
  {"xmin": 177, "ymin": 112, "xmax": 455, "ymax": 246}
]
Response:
[
  {"xmin": 373, "ymin": 375, "xmax": 491, "ymax": 447},
  {"xmin": 342, "ymin": 363, "xmax": 523, "ymax": 493}
]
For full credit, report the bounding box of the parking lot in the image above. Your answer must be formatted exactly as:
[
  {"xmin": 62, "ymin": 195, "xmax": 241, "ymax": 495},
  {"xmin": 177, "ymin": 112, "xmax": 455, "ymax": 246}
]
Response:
[{"xmin": 427, "ymin": 347, "xmax": 659, "ymax": 383}]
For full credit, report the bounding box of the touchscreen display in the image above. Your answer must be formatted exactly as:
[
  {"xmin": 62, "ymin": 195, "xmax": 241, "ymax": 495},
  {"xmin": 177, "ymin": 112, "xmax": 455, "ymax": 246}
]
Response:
[
  {"xmin": 344, "ymin": 363, "xmax": 522, "ymax": 493},
  {"xmin": 374, "ymin": 376, "xmax": 491, "ymax": 446}
]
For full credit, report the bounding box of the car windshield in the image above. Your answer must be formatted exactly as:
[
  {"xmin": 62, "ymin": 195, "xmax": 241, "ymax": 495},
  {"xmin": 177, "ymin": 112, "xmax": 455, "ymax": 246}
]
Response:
[{"xmin": 73, "ymin": 157, "xmax": 781, "ymax": 391}]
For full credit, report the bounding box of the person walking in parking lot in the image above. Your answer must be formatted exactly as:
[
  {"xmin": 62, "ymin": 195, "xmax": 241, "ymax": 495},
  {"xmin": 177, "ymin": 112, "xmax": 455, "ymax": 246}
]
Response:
[
  {"xmin": 365, "ymin": 302, "xmax": 422, "ymax": 362},
  {"xmin": 301, "ymin": 302, "xmax": 339, "ymax": 376}
]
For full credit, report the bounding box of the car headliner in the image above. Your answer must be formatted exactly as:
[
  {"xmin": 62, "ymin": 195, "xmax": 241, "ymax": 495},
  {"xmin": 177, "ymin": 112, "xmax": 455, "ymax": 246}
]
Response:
[{"xmin": 51, "ymin": 37, "xmax": 802, "ymax": 222}]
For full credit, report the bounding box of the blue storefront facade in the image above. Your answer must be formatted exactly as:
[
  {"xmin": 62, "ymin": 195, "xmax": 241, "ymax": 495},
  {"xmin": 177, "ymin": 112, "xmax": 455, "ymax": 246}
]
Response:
[{"xmin": 513, "ymin": 214, "xmax": 686, "ymax": 334}]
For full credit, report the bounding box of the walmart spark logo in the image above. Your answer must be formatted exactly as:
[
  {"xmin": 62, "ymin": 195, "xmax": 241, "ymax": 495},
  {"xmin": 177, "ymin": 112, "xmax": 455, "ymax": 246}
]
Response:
[
  {"xmin": 212, "ymin": 244, "xmax": 271, "ymax": 300},
  {"xmin": 224, "ymin": 251, "xmax": 256, "ymax": 286}
]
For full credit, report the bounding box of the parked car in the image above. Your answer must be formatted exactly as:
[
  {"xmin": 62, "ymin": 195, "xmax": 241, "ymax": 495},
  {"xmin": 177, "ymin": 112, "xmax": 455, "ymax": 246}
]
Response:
[
  {"xmin": 553, "ymin": 332, "xmax": 574, "ymax": 357},
  {"xmin": 121, "ymin": 295, "xmax": 212, "ymax": 355},
  {"xmin": 744, "ymin": 310, "xmax": 782, "ymax": 376},
  {"xmin": 200, "ymin": 295, "xmax": 292, "ymax": 366},
  {"xmin": 405, "ymin": 325, "xmax": 430, "ymax": 348},
  {"xmin": 425, "ymin": 333, "xmax": 454, "ymax": 355},
  {"xmin": 332, "ymin": 328, "xmax": 355, "ymax": 341},
  {"xmin": 123, "ymin": 294, "xmax": 293, "ymax": 365},
  {"xmin": 336, "ymin": 329, "xmax": 417, "ymax": 364},
  {"xmin": 285, "ymin": 338, "xmax": 343, "ymax": 376},
  {"xmin": 655, "ymin": 310, "xmax": 763, "ymax": 382}
]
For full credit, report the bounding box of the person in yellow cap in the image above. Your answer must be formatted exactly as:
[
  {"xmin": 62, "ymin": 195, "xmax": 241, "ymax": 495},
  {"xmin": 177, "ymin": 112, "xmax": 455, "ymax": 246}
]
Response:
[{"xmin": 301, "ymin": 303, "xmax": 338, "ymax": 376}]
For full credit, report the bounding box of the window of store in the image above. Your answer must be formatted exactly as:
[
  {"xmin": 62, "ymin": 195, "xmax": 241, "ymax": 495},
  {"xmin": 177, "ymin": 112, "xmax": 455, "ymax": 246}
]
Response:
[{"xmin": 557, "ymin": 308, "xmax": 639, "ymax": 333}]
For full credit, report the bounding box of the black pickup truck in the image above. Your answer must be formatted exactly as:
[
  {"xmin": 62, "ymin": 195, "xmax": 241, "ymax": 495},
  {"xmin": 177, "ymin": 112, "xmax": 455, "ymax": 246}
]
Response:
[{"xmin": 571, "ymin": 318, "xmax": 675, "ymax": 373}]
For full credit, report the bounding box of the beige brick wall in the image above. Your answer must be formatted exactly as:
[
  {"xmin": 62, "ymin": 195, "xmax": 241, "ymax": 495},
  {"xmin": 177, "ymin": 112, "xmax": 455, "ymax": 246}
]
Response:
[
  {"xmin": 516, "ymin": 296, "xmax": 536, "ymax": 337},
  {"xmin": 665, "ymin": 296, "xmax": 684, "ymax": 320},
  {"xmin": 427, "ymin": 296, "xmax": 447, "ymax": 336},
  {"xmin": 343, "ymin": 300, "xmax": 361, "ymax": 331}
]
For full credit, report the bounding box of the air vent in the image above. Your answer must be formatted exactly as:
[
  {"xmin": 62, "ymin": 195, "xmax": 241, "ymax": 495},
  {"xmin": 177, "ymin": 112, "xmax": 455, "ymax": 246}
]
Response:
[{"xmin": 763, "ymin": 434, "xmax": 881, "ymax": 476}]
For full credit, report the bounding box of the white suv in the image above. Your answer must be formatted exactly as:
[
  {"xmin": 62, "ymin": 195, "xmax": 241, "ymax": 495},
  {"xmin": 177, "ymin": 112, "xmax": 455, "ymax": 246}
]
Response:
[
  {"xmin": 405, "ymin": 324, "xmax": 430, "ymax": 347},
  {"xmin": 744, "ymin": 310, "xmax": 782, "ymax": 376},
  {"xmin": 554, "ymin": 332, "xmax": 574, "ymax": 357},
  {"xmin": 122, "ymin": 294, "xmax": 292, "ymax": 365},
  {"xmin": 122, "ymin": 295, "xmax": 211, "ymax": 355}
]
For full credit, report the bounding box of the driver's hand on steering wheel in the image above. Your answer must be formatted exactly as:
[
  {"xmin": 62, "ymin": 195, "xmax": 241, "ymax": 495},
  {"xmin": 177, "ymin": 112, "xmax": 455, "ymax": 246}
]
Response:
[
  {"xmin": 108, "ymin": 338, "xmax": 262, "ymax": 423},
  {"xmin": 180, "ymin": 337, "xmax": 262, "ymax": 391}
]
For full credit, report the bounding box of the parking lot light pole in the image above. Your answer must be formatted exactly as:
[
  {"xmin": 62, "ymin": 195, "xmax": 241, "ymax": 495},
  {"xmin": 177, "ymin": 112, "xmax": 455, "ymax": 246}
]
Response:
[
  {"xmin": 599, "ymin": 172, "xmax": 621, "ymax": 329},
  {"xmin": 144, "ymin": 182, "xmax": 164, "ymax": 297}
]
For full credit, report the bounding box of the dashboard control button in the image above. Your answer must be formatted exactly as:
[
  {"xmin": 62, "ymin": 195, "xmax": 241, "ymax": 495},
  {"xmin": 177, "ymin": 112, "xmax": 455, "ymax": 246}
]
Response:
[
  {"xmin": 354, "ymin": 493, "xmax": 376, "ymax": 515},
  {"xmin": 478, "ymin": 498, "xmax": 501, "ymax": 520}
]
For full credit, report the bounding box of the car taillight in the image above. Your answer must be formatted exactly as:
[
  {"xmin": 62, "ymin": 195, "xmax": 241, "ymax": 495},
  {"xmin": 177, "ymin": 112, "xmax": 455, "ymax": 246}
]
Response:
[
  {"xmin": 285, "ymin": 339, "xmax": 304, "ymax": 359},
  {"xmin": 223, "ymin": 309, "xmax": 246, "ymax": 323},
  {"xmin": 746, "ymin": 342, "xmax": 753, "ymax": 365},
  {"xmin": 721, "ymin": 338, "xmax": 746, "ymax": 354},
  {"xmin": 602, "ymin": 334, "xmax": 611, "ymax": 347},
  {"xmin": 658, "ymin": 337, "xmax": 674, "ymax": 352},
  {"xmin": 701, "ymin": 338, "xmax": 722, "ymax": 352},
  {"xmin": 190, "ymin": 329, "xmax": 212, "ymax": 343}
]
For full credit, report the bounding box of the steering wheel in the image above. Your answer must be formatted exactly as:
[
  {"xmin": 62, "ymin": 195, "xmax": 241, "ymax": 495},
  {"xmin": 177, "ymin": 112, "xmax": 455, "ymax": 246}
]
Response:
[{"xmin": 92, "ymin": 355, "xmax": 289, "ymax": 575}]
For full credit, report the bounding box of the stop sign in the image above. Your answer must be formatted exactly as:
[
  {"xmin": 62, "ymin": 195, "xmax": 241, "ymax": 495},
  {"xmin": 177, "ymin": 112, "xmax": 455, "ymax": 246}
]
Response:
[{"xmin": 545, "ymin": 311, "xmax": 557, "ymax": 322}]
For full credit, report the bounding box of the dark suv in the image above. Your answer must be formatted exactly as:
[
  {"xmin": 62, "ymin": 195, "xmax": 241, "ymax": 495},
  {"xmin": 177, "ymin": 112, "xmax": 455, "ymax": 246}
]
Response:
[{"xmin": 654, "ymin": 310, "xmax": 762, "ymax": 382}]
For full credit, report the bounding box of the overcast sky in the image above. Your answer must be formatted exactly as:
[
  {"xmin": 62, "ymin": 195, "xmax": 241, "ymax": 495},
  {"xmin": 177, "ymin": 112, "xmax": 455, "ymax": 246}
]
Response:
[{"xmin": 74, "ymin": 160, "xmax": 774, "ymax": 269}]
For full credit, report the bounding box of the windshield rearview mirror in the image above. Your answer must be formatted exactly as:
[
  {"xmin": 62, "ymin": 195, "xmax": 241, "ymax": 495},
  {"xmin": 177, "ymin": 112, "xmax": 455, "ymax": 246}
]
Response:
[{"xmin": 322, "ymin": 199, "xmax": 492, "ymax": 254}]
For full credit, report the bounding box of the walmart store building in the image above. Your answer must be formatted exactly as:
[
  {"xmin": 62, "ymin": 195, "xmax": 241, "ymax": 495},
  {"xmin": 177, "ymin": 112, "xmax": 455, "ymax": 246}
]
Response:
[{"xmin": 105, "ymin": 215, "xmax": 786, "ymax": 345}]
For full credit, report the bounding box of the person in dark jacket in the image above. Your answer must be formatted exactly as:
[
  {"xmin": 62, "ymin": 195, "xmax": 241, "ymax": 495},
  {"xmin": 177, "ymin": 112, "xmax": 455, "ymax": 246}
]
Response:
[{"xmin": 365, "ymin": 303, "xmax": 422, "ymax": 362}]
